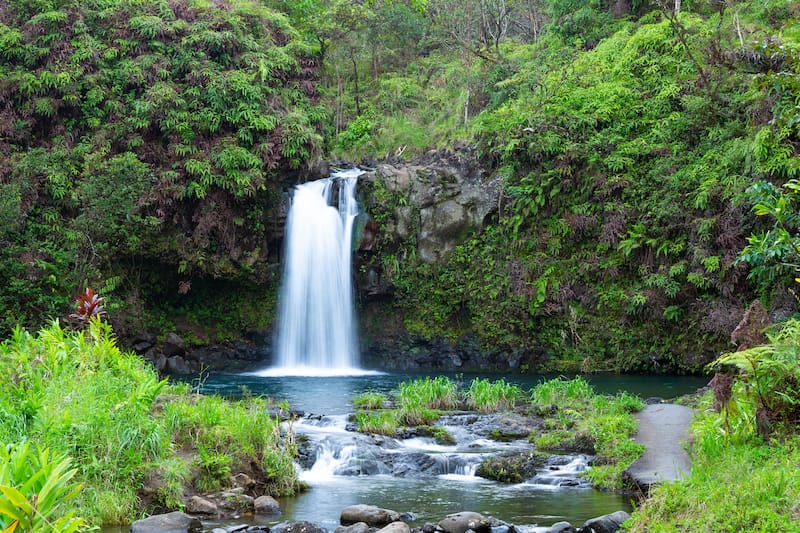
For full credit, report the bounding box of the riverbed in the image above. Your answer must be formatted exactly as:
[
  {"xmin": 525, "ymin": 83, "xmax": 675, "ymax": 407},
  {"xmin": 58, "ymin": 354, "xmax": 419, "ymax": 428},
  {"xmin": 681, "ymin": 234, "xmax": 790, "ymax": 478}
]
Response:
[{"xmin": 162, "ymin": 370, "xmax": 707, "ymax": 530}]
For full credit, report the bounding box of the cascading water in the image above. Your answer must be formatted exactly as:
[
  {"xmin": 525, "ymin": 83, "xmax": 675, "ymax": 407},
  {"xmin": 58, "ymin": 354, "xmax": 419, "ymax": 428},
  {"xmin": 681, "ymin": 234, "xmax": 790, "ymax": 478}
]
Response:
[{"xmin": 255, "ymin": 168, "xmax": 368, "ymax": 376}]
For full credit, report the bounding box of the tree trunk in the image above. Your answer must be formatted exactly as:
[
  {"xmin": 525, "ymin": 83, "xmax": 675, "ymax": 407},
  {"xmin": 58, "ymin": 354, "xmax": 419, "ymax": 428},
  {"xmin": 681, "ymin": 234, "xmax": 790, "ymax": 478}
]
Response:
[{"xmin": 350, "ymin": 52, "xmax": 361, "ymax": 116}]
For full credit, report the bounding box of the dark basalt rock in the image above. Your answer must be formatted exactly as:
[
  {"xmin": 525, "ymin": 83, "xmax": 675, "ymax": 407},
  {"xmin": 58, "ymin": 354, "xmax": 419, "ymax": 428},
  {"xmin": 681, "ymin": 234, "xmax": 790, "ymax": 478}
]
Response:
[
  {"xmin": 476, "ymin": 451, "xmax": 548, "ymax": 483},
  {"xmin": 578, "ymin": 511, "xmax": 631, "ymax": 533}
]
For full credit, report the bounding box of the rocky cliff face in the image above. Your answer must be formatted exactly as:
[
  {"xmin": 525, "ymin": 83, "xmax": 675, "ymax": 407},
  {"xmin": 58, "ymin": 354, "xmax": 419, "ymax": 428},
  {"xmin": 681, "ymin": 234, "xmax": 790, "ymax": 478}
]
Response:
[
  {"xmin": 351, "ymin": 150, "xmax": 531, "ymax": 371},
  {"xmin": 361, "ymin": 154, "xmax": 500, "ymax": 264}
]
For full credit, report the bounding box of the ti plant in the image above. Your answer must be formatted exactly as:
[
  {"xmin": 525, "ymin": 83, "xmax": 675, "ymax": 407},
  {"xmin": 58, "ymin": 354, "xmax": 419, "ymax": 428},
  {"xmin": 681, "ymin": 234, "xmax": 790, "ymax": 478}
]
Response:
[{"xmin": 68, "ymin": 287, "xmax": 106, "ymax": 327}]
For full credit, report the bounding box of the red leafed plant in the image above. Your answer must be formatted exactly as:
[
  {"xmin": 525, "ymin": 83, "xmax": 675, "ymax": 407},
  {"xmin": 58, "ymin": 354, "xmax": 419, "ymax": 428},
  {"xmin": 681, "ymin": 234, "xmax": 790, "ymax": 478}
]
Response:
[{"xmin": 69, "ymin": 287, "xmax": 106, "ymax": 325}]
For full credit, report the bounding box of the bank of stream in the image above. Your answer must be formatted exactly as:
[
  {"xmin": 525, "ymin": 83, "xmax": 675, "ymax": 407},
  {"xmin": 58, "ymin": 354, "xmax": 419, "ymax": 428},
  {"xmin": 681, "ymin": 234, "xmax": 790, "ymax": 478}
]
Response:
[{"xmin": 150, "ymin": 371, "xmax": 706, "ymax": 531}]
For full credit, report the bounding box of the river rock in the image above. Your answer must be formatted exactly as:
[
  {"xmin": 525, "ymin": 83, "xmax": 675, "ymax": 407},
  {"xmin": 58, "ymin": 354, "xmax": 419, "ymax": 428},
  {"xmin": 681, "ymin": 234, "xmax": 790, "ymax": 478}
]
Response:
[
  {"xmin": 163, "ymin": 332, "xmax": 187, "ymax": 356},
  {"xmin": 334, "ymin": 522, "xmax": 371, "ymax": 533},
  {"xmin": 166, "ymin": 355, "xmax": 190, "ymax": 374},
  {"xmin": 377, "ymin": 523, "xmax": 411, "ymax": 533},
  {"xmin": 231, "ymin": 472, "xmax": 256, "ymax": 489},
  {"xmin": 131, "ymin": 512, "xmax": 202, "ymax": 533},
  {"xmin": 272, "ymin": 521, "xmax": 330, "ymax": 533},
  {"xmin": 437, "ymin": 512, "xmax": 491, "ymax": 533},
  {"xmin": 476, "ymin": 451, "xmax": 547, "ymax": 483},
  {"xmin": 254, "ymin": 495, "xmax": 281, "ymax": 514},
  {"xmin": 341, "ymin": 505, "xmax": 401, "ymax": 527},
  {"xmin": 389, "ymin": 452, "xmax": 440, "ymax": 477},
  {"xmin": 578, "ymin": 511, "xmax": 631, "ymax": 533},
  {"xmin": 548, "ymin": 522, "xmax": 577, "ymax": 533},
  {"xmin": 185, "ymin": 495, "xmax": 218, "ymax": 515}
]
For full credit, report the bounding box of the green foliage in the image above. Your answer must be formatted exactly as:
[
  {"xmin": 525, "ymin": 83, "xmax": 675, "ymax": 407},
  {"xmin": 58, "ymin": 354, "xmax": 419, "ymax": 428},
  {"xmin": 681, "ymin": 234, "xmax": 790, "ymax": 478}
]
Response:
[
  {"xmin": 0, "ymin": 321, "xmax": 298, "ymax": 525},
  {"xmin": 531, "ymin": 377, "xmax": 644, "ymax": 489},
  {"xmin": 466, "ymin": 378, "xmax": 523, "ymax": 413},
  {"xmin": 710, "ymin": 317, "xmax": 800, "ymax": 439},
  {"xmin": 352, "ymin": 390, "xmax": 387, "ymax": 410},
  {"xmin": 397, "ymin": 376, "xmax": 459, "ymax": 411},
  {"xmin": 354, "ymin": 410, "xmax": 399, "ymax": 435},
  {"xmin": 373, "ymin": 3, "xmax": 800, "ymax": 371},
  {"xmin": 0, "ymin": 442, "xmax": 86, "ymax": 533},
  {"xmin": 0, "ymin": 0, "xmax": 325, "ymax": 337},
  {"xmin": 738, "ymin": 179, "xmax": 800, "ymax": 297},
  {"xmin": 531, "ymin": 376, "xmax": 594, "ymax": 406}
]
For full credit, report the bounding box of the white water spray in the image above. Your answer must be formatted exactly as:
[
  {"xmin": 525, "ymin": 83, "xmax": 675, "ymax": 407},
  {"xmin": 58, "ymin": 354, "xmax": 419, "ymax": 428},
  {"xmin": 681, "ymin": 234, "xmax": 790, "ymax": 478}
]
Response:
[{"xmin": 254, "ymin": 168, "xmax": 375, "ymax": 377}]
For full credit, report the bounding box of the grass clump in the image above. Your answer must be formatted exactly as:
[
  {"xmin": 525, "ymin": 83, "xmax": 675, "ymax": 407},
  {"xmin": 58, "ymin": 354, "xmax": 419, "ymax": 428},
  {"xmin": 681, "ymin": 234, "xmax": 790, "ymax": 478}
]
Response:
[
  {"xmin": 530, "ymin": 377, "xmax": 645, "ymax": 489},
  {"xmin": 353, "ymin": 390, "xmax": 388, "ymax": 410},
  {"xmin": 466, "ymin": 378, "xmax": 523, "ymax": 413},
  {"xmin": 397, "ymin": 376, "xmax": 459, "ymax": 410},
  {"xmin": 354, "ymin": 410, "xmax": 399, "ymax": 435},
  {"xmin": 0, "ymin": 320, "xmax": 299, "ymax": 526}
]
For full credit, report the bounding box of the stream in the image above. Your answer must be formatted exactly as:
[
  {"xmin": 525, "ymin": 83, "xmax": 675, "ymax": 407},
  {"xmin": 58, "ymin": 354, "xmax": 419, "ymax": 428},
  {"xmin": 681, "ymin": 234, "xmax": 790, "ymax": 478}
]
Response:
[{"xmin": 173, "ymin": 371, "xmax": 707, "ymax": 531}]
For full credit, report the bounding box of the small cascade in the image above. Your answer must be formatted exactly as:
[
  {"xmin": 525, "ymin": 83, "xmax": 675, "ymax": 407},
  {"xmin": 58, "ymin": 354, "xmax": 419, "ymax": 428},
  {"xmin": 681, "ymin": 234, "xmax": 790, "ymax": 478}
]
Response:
[
  {"xmin": 300, "ymin": 440, "xmax": 360, "ymax": 482},
  {"xmin": 253, "ymin": 168, "xmax": 375, "ymax": 377},
  {"xmin": 525, "ymin": 455, "xmax": 593, "ymax": 489}
]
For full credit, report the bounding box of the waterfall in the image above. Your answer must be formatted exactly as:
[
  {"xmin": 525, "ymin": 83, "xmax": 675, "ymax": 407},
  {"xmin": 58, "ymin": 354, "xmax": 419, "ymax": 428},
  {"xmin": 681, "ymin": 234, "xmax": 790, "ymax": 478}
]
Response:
[{"xmin": 254, "ymin": 168, "xmax": 371, "ymax": 376}]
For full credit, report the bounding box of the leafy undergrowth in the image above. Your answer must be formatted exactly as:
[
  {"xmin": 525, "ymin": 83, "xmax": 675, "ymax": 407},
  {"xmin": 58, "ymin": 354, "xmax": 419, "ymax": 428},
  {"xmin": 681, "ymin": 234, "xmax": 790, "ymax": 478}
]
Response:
[
  {"xmin": 0, "ymin": 320, "xmax": 299, "ymax": 526},
  {"xmin": 531, "ymin": 377, "xmax": 645, "ymax": 490},
  {"xmin": 628, "ymin": 317, "xmax": 800, "ymax": 530},
  {"xmin": 627, "ymin": 433, "xmax": 800, "ymax": 531}
]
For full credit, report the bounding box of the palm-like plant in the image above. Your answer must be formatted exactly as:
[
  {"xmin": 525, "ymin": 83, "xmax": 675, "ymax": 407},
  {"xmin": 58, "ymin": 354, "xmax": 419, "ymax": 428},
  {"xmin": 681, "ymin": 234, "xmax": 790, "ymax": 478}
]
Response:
[{"xmin": 711, "ymin": 318, "xmax": 800, "ymax": 438}]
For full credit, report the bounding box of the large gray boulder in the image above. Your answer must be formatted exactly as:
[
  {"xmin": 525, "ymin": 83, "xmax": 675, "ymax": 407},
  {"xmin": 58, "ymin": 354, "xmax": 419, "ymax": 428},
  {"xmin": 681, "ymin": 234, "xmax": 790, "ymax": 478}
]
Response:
[
  {"xmin": 376, "ymin": 523, "xmax": 411, "ymax": 533},
  {"xmin": 334, "ymin": 522, "xmax": 371, "ymax": 533},
  {"xmin": 579, "ymin": 511, "xmax": 631, "ymax": 533},
  {"xmin": 437, "ymin": 512, "xmax": 491, "ymax": 533},
  {"xmin": 341, "ymin": 504, "xmax": 401, "ymax": 527},
  {"xmin": 185, "ymin": 495, "xmax": 218, "ymax": 515},
  {"xmin": 131, "ymin": 512, "xmax": 202, "ymax": 533},
  {"xmin": 254, "ymin": 495, "xmax": 281, "ymax": 515}
]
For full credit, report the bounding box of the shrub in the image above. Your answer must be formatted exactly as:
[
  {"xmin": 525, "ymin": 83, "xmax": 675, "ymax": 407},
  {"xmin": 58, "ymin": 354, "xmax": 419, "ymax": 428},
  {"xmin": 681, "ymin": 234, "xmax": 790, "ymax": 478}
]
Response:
[{"xmin": 0, "ymin": 442, "xmax": 87, "ymax": 533}]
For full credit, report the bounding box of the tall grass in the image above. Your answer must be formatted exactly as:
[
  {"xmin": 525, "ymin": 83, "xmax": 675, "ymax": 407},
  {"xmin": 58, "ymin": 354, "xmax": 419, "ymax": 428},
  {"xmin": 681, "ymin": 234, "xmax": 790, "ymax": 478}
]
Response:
[
  {"xmin": 466, "ymin": 378, "xmax": 523, "ymax": 413},
  {"xmin": 352, "ymin": 390, "xmax": 387, "ymax": 410},
  {"xmin": 0, "ymin": 320, "xmax": 299, "ymax": 525},
  {"xmin": 397, "ymin": 376, "xmax": 459, "ymax": 410},
  {"xmin": 531, "ymin": 376, "xmax": 594, "ymax": 406},
  {"xmin": 530, "ymin": 377, "xmax": 645, "ymax": 489}
]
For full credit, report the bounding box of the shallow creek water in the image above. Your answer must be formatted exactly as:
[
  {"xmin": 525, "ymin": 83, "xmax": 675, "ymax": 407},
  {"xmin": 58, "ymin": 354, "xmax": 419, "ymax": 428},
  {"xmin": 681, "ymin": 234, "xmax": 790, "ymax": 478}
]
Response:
[{"xmin": 139, "ymin": 371, "xmax": 705, "ymax": 531}]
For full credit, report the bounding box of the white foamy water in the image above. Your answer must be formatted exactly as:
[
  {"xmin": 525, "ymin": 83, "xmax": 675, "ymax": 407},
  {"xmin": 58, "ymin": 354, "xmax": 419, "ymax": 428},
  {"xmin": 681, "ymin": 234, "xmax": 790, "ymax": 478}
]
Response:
[{"xmin": 256, "ymin": 168, "xmax": 369, "ymax": 374}]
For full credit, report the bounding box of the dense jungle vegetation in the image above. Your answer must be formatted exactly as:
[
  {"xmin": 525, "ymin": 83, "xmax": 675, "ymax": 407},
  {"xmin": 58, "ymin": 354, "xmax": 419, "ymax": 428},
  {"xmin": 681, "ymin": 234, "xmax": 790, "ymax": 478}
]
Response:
[{"xmin": 2, "ymin": 0, "xmax": 799, "ymax": 373}]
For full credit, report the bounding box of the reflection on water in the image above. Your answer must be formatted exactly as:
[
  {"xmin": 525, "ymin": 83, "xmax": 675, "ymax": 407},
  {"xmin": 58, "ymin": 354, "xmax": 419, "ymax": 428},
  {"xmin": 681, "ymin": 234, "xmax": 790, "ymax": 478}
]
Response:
[{"xmin": 195, "ymin": 370, "xmax": 709, "ymax": 415}]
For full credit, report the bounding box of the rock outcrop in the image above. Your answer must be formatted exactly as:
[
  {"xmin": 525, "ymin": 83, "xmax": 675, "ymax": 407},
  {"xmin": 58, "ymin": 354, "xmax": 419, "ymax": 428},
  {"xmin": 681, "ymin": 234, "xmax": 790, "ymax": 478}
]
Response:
[{"xmin": 361, "ymin": 150, "xmax": 499, "ymax": 265}]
